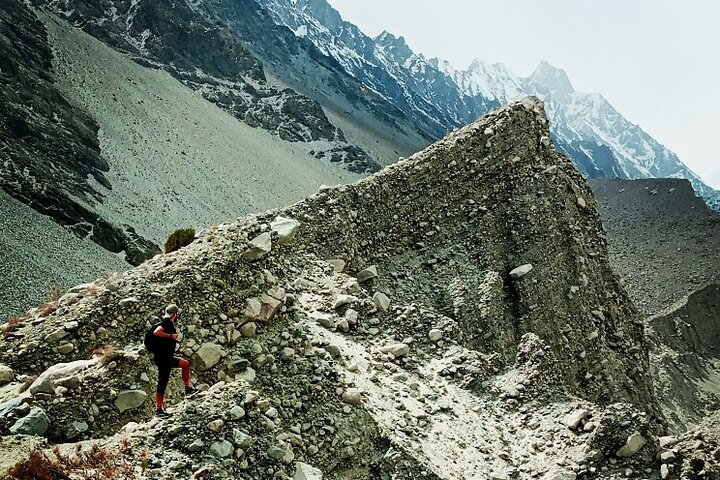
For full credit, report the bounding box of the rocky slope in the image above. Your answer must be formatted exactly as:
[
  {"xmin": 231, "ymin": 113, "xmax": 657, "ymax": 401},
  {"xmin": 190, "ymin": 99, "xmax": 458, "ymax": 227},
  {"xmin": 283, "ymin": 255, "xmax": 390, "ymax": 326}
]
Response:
[
  {"xmin": 590, "ymin": 178, "xmax": 720, "ymax": 314},
  {"xmin": 4, "ymin": 99, "xmax": 713, "ymax": 480},
  {"xmin": 0, "ymin": 0, "xmax": 159, "ymax": 265}
]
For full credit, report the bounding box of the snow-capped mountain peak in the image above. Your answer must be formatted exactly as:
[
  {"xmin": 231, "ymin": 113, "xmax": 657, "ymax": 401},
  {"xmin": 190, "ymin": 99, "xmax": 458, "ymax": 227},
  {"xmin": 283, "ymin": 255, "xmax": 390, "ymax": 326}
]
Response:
[
  {"xmin": 374, "ymin": 30, "xmax": 414, "ymax": 64},
  {"xmin": 527, "ymin": 60, "xmax": 575, "ymax": 96}
]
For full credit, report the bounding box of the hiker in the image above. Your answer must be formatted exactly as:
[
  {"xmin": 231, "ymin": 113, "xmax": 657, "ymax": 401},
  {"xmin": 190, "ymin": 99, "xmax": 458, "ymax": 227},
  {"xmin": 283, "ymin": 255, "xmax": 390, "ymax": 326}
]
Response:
[{"xmin": 149, "ymin": 304, "xmax": 197, "ymax": 417}]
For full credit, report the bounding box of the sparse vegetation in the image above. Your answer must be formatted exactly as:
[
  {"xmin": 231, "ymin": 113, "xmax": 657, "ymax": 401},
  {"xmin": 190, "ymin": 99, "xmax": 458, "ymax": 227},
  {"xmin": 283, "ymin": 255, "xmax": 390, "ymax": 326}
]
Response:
[
  {"xmin": 2, "ymin": 315, "xmax": 24, "ymax": 336},
  {"xmin": 164, "ymin": 228, "xmax": 196, "ymax": 254},
  {"xmin": 6, "ymin": 443, "xmax": 139, "ymax": 480},
  {"xmin": 91, "ymin": 345, "xmax": 125, "ymax": 365}
]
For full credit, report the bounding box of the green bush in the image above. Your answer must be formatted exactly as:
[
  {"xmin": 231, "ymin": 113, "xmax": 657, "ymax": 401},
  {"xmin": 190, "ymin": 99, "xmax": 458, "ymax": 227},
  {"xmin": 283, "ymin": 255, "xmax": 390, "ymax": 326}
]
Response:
[{"xmin": 164, "ymin": 228, "xmax": 195, "ymax": 254}]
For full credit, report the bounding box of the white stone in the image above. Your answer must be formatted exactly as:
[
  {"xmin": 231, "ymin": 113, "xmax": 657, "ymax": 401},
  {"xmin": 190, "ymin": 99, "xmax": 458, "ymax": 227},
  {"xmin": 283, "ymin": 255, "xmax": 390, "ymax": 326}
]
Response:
[
  {"xmin": 333, "ymin": 294, "xmax": 358, "ymax": 309},
  {"xmin": 270, "ymin": 216, "xmax": 301, "ymax": 245},
  {"xmin": 509, "ymin": 264, "xmax": 533, "ymax": 279},
  {"xmin": 243, "ymin": 233, "xmax": 272, "ymax": 260},
  {"xmin": 616, "ymin": 432, "xmax": 647, "ymax": 458},
  {"xmin": 564, "ymin": 409, "xmax": 588, "ymax": 430},
  {"xmin": 294, "ymin": 462, "xmax": 323, "ymax": 480},
  {"xmin": 380, "ymin": 343, "xmax": 410, "ymax": 358},
  {"xmin": 373, "ymin": 292, "xmax": 391, "ymax": 311}
]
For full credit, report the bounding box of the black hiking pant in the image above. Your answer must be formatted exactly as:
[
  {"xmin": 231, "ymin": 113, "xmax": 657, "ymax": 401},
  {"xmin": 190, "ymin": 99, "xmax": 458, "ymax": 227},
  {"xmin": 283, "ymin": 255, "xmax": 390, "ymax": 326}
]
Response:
[{"xmin": 154, "ymin": 356, "xmax": 181, "ymax": 394}]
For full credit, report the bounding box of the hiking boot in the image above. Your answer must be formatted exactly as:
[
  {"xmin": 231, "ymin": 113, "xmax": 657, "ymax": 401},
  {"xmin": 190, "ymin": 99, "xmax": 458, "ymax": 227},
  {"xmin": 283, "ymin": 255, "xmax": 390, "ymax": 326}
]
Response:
[
  {"xmin": 185, "ymin": 385, "xmax": 198, "ymax": 396},
  {"xmin": 155, "ymin": 408, "xmax": 172, "ymax": 418}
]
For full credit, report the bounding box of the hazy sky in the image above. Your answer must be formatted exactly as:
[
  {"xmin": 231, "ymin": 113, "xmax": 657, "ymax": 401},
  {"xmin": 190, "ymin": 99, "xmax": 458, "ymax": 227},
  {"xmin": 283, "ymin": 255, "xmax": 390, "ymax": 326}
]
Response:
[{"xmin": 327, "ymin": 0, "xmax": 720, "ymax": 189}]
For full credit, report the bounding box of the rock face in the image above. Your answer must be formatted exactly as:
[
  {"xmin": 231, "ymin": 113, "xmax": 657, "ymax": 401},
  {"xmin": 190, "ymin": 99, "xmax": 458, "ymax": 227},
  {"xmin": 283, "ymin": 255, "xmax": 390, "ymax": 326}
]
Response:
[
  {"xmin": 0, "ymin": 99, "xmax": 670, "ymax": 479},
  {"xmin": 0, "ymin": 0, "xmax": 160, "ymax": 266},
  {"xmin": 647, "ymin": 284, "xmax": 720, "ymax": 431},
  {"xmin": 591, "ymin": 178, "xmax": 720, "ymax": 314},
  {"xmin": 26, "ymin": 0, "xmax": 379, "ymax": 174}
]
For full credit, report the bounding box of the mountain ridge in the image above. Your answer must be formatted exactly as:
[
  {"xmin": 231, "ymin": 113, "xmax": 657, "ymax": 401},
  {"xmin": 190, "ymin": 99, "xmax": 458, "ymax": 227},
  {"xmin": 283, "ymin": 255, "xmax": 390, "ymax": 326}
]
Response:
[{"xmin": 261, "ymin": 0, "xmax": 719, "ymax": 208}]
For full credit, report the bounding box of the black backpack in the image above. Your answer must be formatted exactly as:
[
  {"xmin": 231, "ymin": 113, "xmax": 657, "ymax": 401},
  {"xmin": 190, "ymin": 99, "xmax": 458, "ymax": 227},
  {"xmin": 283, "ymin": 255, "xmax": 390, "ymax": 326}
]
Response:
[{"xmin": 144, "ymin": 322, "xmax": 162, "ymax": 353}]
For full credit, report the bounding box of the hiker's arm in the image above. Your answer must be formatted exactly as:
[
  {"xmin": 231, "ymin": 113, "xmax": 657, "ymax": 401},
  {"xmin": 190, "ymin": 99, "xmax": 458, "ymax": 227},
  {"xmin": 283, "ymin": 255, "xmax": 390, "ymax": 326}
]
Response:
[{"xmin": 154, "ymin": 326, "xmax": 178, "ymax": 340}]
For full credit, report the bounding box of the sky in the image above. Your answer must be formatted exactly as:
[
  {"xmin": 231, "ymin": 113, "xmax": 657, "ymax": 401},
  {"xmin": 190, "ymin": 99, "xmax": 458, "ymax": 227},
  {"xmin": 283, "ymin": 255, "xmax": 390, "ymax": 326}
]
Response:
[{"xmin": 326, "ymin": 0, "xmax": 720, "ymax": 189}]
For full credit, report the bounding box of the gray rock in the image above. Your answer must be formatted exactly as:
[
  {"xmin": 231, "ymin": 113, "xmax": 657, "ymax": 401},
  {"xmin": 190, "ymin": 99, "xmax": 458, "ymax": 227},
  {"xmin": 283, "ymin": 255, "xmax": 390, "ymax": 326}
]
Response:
[
  {"xmin": 372, "ymin": 292, "xmax": 391, "ymax": 311},
  {"xmin": 10, "ymin": 407, "xmax": 50, "ymax": 435},
  {"xmin": 193, "ymin": 343, "xmax": 225, "ymax": 370},
  {"xmin": 357, "ymin": 265, "xmax": 378, "ymax": 283},
  {"xmin": 509, "ymin": 264, "xmax": 533, "ymax": 279},
  {"xmin": 55, "ymin": 343, "xmax": 74, "ymax": 354},
  {"xmin": 188, "ymin": 439, "xmax": 205, "ymax": 452},
  {"xmin": 342, "ymin": 388, "xmax": 362, "ymax": 406},
  {"xmin": 658, "ymin": 436, "xmax": 679, "ymax": 448},
  {"xmin": 242, "ymin": 233, "xmax": 272, "ymax": 260},
  {"xmin": 230, "ymin": 406, "xmax": 246, "ymax": 420},
  {"xmin": 232, "ymin": 429, "xmax": 254, "ymax": 448},
  {"xmin": 210, "ymin": 439, "xmax": 235, "ymax": 458},
  {"xmin": 345, "ymin": 309, "xmax": 359, "ymax": 325},
  {"xmin": 46, "ymin": 327, "xmax": 69, "ymax": 343},
  {"xmin": 240, "ymin": 322, "xmax": 257, "ymax": 338},
  {"xmin": 564, "ymin": 409, "xmax": 588, "ymax": 430},
  {"xmin": 333, "ymin": 294, "xmax": 358, "ymax": 309},
  {"xmin": 335, "ymin": 319, "xmax": 350, "ymax": 333},
  {"xmin": 270, "ymin": 216, "xmax": 301, "ymax": 245},
  {"xmin": 115, "ymin": 389, "xmax": 147, "ymax": 412},
  {"xmin": 0, "ymin": 364, "xmax": 14, "ymax": 385},
  {"xmin": 56, "ymin": 376, "xmax": 81, "ymax": 390},
  {"xmin": 380, "ymin": 343, "xmax": 410, "ymax": 358},
  {"xmin": 0, "ymin": 397, "xmax": 24, "ymax": 417},
  {"xmin": 294, "ymin": 462, "xmax": 323, "ymax": 480},
  {"xmin": 326, "ymin": 258, "xmax": 346, "ymax": 272},
  {"xmin": 428, "ymin": 329, "xmax": 443, "ymax": 342},
  {"xmin": 616, "ymin": 432, "xmax": 647, "ymax": 457}
]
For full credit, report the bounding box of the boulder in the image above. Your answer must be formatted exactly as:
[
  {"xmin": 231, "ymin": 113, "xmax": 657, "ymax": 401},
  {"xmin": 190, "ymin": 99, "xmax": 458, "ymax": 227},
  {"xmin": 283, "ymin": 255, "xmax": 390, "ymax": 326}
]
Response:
[
  {"xmin": 356, "ymin": 265, "xmax": 378, "ymax": 283},
  {"xmin": 210, "ymin": 439, "xmax": 235, "ymax": 458},
  {"xmin": 193, "ymin": 343, "xmax": 225, "ymax": 371},
  {"xmin": 0, "ymin": 364, "xmax": 14, "ymax": 385},
  {"xmin": 294, "ymin": 462, "xmax": 323, "ymax": 480},
  {"xmin": 242, "ymin": 233, "xmax": 272, "ymax": 260},
  {"xmin": 270, "ymin": 216, "xmax": 301, "ymax": 245},
  {"xmin": 509, "ymin": 264, "xmax": 533, "ymax": 279},
  {"xmin": 616, "ymin": 432, "xmax": 647, "ymax": 457},
  {"xmin": 10, "ymin": 407, "xmax": 50, "ymax": 436},
  {"xmin": 115, "ymin": 390, "xmax": 147, "ymax": 412},
  {"xmin": 372, "ymin": 292, "xmax": 390, "ymax": 311}
]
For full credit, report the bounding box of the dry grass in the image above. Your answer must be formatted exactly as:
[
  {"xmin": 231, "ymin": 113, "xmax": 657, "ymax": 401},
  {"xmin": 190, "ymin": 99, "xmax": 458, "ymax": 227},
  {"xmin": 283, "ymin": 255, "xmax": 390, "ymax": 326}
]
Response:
[
  {"xmin": 49, "ymin": 285, "xmax": 64, "ymax": 302},
  {"xmin": 91, "ymin": 345, "xmax": 125, "ymax": 365},
  {"xmin": 6, "ymin": 443, "xmax": 139, "ymax": 479},
  {"xmin": 2, "ymin": 315, "xmax": 25, "ymax": 336}
]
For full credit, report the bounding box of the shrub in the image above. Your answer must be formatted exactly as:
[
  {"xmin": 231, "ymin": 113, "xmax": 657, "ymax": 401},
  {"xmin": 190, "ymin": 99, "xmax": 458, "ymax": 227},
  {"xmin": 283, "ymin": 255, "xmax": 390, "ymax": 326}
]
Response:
[
  {"xmin": 6, "ymin": 443, "xmax": 138, "ymax": 479},
  {"xmin": 164, "ymin": 228, "xmax": 195, "ymax": 254}
]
